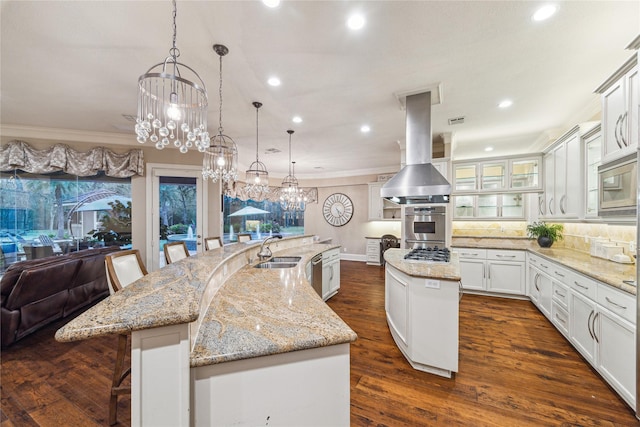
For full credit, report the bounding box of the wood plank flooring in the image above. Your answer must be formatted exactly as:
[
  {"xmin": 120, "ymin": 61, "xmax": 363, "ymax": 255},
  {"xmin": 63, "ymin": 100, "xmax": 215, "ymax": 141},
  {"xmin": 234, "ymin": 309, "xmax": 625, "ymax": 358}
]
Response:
[{"xmin": 2, "ymin": 260, "xmax": 638, "ymax": 426}]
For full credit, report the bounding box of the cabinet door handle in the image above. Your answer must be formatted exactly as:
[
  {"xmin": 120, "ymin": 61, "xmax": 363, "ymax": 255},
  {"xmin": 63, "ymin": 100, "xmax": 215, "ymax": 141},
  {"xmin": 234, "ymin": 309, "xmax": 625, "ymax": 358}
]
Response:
[
  {"xmin": 487, "ymin": 265, "xmax": 490, "ymax": 280},
  {"xmin": 461, "ymin": 252, "xmax": 479, "ymax": 256},
  {"xmin": 534, "ymin": 273, "xmax": 540, "ymax": 292},
  {"xmin": 573, "ymin": 280, "xmax": 588, "ymax": 290},
  {"xmin": 559, "ymin": 195, "xmax": 566, "ymax": 214},
  {"xmin": 554, "ymin": 289, "xmax": 566, "ymax": 298},
  {"xmin": 459, "ymin": 280, "xmax": 463, "ymax": 301},
  {"xmin": 592, "ymin": 312, "xmax": 599, "ymax": 343},
  {"xmin": 554, "ymin": 270, "xmax": 565, "ymax": 278},
  {"xmin": 604, "ymin": 296, "xmax": 627, "ymax": 310},
  {"xmin": 555, "ymin": 313, "xmax": 567, "ymax": 325},
  {"xmin": 482, "ymin": 263, "xmax": 485, "ymax": 278},
  {"xmin": 538, "ymin": 196, "xmax": 544, "ymax": 215},
  {"xmin": 540, "ymin": 263, "xmax": 548, "ymax": 270},
  {"xmin": 618, "ymin": 112, "xmax": 628, "ymax": 147},
  {"xmin": 496, "ymin": 254, "xmax": 516, "ymax": 258},
  {"xmin": 548, "ymin": 198, "xmax": 554, "ymax": 215},
  {"xmin": 614, "ymin": 114, "xmax": 623, "ymax": 148},
  {"xmin": 587, "ymin": 310, "xmax": 595, "ymax": 340}
]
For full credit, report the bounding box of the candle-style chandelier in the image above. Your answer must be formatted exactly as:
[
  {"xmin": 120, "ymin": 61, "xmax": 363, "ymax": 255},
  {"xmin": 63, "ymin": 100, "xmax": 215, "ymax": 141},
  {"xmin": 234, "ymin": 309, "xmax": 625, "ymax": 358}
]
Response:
[
  {"xmin": 244, "ymin": 101, "xmax": 270, "ymax": 201},
  {"xmin": 202, "ymin": 44, "xmax": 238, "ymax": 184},
  {"xmin": 280, "ymin": 130, "xmax": 308, "ymax": 212},
  {"xmin": 135, "ymin": 0, "xmax": 209, "ymax": 154}
]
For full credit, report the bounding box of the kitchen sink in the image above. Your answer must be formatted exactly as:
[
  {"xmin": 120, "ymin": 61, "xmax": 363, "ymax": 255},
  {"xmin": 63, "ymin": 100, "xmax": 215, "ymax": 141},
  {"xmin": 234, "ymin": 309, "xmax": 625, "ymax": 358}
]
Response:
[
  {"xmin": 270, "ymin": 256, "xmax": 302, "ymax": 263},
  {"xmin": 254, "ymin": 261, "xmax": 299, "ymax": 269}
]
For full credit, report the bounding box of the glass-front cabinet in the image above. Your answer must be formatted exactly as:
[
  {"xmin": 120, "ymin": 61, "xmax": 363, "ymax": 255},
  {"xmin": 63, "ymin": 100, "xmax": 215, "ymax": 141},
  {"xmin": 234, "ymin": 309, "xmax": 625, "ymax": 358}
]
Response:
[
  {"xmin": 453, "ymin": 155, "xmax": 542, "ymax": 194},
  {"xmin": 453, "ymin": 193, "xmax": 525, "ymax": 219},
  {"xmin": 584, "ymin": 125, "xmax": 602, "ymax": 217}
]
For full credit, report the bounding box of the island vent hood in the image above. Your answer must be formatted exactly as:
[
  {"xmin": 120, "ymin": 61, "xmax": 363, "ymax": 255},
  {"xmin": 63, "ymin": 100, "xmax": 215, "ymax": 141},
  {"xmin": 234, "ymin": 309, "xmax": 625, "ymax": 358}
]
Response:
[{"xmin": 381, "ymin": 90, "xmax": 451, "ymax": 204}]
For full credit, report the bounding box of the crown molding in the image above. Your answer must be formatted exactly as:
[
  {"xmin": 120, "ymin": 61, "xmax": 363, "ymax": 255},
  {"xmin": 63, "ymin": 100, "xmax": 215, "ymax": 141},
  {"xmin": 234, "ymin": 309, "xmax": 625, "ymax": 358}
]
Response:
[{"xmin": 0, "ymin": 124, "xmax": 136, "ymax": 146}]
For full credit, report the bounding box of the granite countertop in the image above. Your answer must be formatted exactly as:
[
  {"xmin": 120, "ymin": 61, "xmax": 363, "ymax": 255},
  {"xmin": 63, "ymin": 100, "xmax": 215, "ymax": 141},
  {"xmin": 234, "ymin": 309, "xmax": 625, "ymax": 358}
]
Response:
[
  {"xmin": 191, "ymin": 245, "xmax": 357, "ymax": 367},
  {"xmin": 55, "ymin": 237, "xmax": 357, "ymax": 365},
  {"xmin": 451, "ymin": 236, "xmax": 636, "ymax": 296},
  {"xmin": 384, "ymin": 248, "xmax": 461, "ymax": 281}
]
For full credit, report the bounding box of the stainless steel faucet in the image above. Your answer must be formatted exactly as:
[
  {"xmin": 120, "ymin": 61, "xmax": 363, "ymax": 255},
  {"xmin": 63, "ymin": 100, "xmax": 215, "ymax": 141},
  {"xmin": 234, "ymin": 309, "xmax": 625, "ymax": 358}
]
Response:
[{"xmin": 257, "ymin": 235, "xmax": 283, "ymax": 260}]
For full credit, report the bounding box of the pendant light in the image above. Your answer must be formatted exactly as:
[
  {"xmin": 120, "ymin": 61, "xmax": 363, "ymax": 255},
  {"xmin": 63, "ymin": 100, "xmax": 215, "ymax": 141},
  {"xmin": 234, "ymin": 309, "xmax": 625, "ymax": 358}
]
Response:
[
  {"xmin": 280, "ymin": 130, "xmax": 307, "ymax": 212},
  {"xmin": 202, "ymin": 44, "xmax": 238, "ymax": 184},
  {"xmin": 135, "ymin": 0, "xmax": 209, "ymax": 154},
  {"xmin": 244, "ymin": 101, "xmax": 270, "ymax": 201}
]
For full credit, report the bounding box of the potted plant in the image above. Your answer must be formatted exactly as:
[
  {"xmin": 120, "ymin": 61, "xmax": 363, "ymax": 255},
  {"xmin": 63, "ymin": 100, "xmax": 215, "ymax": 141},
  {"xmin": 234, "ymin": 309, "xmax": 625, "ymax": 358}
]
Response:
[{"xmin": 526, "ymin": 221, "xmax": 563, "ymax": 248}]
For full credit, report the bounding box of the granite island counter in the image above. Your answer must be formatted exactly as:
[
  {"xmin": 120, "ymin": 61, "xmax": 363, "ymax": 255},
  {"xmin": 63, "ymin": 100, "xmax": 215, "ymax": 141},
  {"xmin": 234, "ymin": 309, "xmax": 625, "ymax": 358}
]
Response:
[
  {"xmin": 383, "ymin": 248, "xmax": 462, "ymax": 378},
  {"xmin": 55, "ymin": 236, "xmax": 357, "ymax": 427}
]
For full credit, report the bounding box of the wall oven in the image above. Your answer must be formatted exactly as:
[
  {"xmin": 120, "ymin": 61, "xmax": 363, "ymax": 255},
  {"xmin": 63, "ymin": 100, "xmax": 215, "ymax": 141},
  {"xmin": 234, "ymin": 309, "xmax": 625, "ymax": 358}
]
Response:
[
  {"xmin": 598, "ymin": 153, "xmax": 637, "ymax": 217},
  {"xmin": 404, "ymin": 206, "xmax": 446, "ymax": 248}
]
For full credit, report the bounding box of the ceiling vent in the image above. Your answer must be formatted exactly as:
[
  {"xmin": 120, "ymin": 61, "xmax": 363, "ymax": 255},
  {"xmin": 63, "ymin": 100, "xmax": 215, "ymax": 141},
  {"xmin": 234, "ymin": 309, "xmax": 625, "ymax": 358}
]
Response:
[
  {"xmin": 121, "ymin": 114, "xmax": 137, "ymax": 122},
  {"xmin": 264, "ymin": 148, "xmax": 281, "ymax": 154},
  {"xmin": 448, "ymin": 116, "xmax": 465, "ymax": 125}
]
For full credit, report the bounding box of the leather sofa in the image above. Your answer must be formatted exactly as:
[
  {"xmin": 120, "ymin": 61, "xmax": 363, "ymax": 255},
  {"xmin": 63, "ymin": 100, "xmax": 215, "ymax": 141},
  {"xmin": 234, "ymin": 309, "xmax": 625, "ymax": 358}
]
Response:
[{"xmin": 1, "ymin": 246, "xmax": 121, "ymax": 348}]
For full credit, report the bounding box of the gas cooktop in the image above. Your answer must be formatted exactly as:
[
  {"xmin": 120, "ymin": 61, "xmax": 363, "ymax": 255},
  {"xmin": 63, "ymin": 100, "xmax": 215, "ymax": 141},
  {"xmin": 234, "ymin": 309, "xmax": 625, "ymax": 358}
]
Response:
[{"xmin": 404, "ymin": 246, "xmax": 451, "ymax": 263}]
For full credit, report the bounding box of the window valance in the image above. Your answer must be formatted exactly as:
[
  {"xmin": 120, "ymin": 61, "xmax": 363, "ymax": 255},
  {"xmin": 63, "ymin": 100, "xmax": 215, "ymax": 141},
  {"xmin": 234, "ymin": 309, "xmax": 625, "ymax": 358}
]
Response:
[{"xmin": 0, "ymin": 140, "xmax": 144, "ymax": 178}]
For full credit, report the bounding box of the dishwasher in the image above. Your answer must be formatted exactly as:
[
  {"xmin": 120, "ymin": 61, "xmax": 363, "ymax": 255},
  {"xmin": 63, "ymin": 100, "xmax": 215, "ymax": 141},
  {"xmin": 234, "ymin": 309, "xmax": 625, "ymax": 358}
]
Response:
[{"xmin": 311, "ymin": 254, "xmax": 323, "ymax": 297}]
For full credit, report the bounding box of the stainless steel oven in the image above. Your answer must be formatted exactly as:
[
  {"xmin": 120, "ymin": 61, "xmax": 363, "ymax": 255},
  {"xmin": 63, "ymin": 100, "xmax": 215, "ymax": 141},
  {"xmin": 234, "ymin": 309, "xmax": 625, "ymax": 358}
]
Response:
[
  {"xmin": 598, "ymin": 153, "xmax": 637, "ymax": 217},
  {"xmin": 404, "ymin": 206, "xmax": 446, "ymax": 248}
]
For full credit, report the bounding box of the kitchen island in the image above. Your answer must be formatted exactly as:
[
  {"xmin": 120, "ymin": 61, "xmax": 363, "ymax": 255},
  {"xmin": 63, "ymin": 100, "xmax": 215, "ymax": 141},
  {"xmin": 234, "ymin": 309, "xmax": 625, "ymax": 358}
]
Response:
[
  {"xmin": 383, "ymin": 248, "xmax": 461, "ymax": 378},
  {"xmin": 55, "ymin": 236, "xmax": 357, "ymax": 427}
]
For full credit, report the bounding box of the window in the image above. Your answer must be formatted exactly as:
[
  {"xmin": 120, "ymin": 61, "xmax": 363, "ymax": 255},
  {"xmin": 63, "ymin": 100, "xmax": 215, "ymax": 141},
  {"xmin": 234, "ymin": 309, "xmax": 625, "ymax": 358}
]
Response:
[
  {"xmin": 222, "ymin": 196, "xmax": 304, "ymax": 244},
  {"xmin": 0, "ymin": 170, "xmax": 131, "ymax": 271}
]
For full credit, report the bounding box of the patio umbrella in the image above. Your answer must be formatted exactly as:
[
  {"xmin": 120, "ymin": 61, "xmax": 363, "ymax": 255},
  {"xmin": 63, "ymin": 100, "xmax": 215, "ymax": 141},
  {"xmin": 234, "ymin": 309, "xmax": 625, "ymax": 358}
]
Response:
[
  {"xmin": 228, "ymin": 206, "xmax": 270, "ymax": 216},
  {"xmin": 75, "ymin": 196, "xmax": 132, "ymax": 211}
]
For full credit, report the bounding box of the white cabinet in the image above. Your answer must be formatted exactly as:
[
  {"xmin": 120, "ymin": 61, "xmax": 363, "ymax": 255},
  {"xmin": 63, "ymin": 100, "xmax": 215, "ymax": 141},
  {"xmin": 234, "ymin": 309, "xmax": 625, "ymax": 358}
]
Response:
[
  {"xmin": 453, "ymin": 155, "xmax": 541, "ymax": 194},
  {"xmin": 456, "ymin": 248, "xmax": 525, "ymax": 296},
  {"xmin": 542, "ymin": 126, "xmax": 584, "ymax": 219},
  {"xmin": 584, "ymin": 125, "xmax": 602, "ymax": 218},
  {"xmin": 322, "ymin": 248, "xmax": 340, "ymax": 300},
  {"xmin": 385, "ymin": 263, "xmax": 459, "ymax": 377},
  {"xmin": 597, "ymin": 57, "xmax": 638, "ymax": 163},
  {"xmin": 453, "ymin": 193, "xmax": 526, "ymax": 220},
  {"xmin": 365, "ymin": 238, "xmax": 381, "ymax": 265},
  {"xmin": 368, "ymin": 182, "xmax": 400, "ymax": 221},
  {"xmin": 527, "ymin": 253, "xmax": 637, "ymax": 408}
]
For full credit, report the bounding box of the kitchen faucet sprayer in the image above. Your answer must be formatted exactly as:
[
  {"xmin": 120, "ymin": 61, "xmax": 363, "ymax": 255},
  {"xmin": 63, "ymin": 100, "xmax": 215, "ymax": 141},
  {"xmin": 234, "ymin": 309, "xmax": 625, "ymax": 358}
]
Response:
[{"xmin": 258, "ymin": 235, "xmax": 283, "ymax": 260}]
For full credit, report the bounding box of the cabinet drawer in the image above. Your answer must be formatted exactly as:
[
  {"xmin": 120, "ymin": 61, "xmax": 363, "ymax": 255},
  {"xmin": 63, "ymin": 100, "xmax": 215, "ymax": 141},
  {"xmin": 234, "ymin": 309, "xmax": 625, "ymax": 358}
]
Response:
[
  {"xmin": 487, "ymin": 250, "xmax": 525, "ymax": 262},
  {"xmin": 549, "ymin": 264, "xmax": 571, "ymax": 283},
  {"xmin": 455, "ymin": 248, "xmax": 486, "ymax": 259},
  {"xmin": 323, "ymin": 249, "xmax": 340, "ymax": 262},
  {"xmin": 367, "ymin": 244, "xmax": 380, "ymax": 254},
  {"xmin": 597, "ymin": 284, "xmax": 636, "ymax": 324},
  {"xmin": 551, "ymin": 301, "xmax": 570, "ymax": 337},
  {"xmin": 569, "ymin": 272, "xmax": 598, "ymax": 300},
  {"xmin": 552, "ymin": 282, "xmax": 569, "ymax": 310}
]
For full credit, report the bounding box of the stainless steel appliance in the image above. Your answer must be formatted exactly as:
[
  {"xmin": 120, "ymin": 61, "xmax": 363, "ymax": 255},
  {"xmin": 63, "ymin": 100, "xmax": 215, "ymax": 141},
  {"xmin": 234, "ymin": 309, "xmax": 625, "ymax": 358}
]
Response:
[
  {"xmin": 381, "ymin": 91, "xmax": 451, "ymax": 204},
  {"xmin": 404, "ymin": 205, "xmax": 446, "ymax": 248},
  {"xmin": 404, "ymin": 246, "xmax": 451, "ymax": 262},
  {"xmin": 599, "ymin": 152, "xmax": 637, "ymax": 216},
  {"xmin": 311, "ymin": 254, "xmax": 323, "ymax": 297}
]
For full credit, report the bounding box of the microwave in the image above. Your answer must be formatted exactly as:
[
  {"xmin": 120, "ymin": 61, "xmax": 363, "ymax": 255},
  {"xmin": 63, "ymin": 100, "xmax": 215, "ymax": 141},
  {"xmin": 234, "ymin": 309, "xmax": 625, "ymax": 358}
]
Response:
[{"xmin": 598, "ymin": 153, "xmax": 637, "ymax": 217}]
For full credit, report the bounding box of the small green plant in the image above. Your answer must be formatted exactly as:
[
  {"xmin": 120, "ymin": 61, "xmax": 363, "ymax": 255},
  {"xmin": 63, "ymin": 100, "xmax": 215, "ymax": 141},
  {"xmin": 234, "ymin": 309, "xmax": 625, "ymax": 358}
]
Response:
[{"xmin": 526, "ymin": 221, "xmax": 563, "ymax": 247}]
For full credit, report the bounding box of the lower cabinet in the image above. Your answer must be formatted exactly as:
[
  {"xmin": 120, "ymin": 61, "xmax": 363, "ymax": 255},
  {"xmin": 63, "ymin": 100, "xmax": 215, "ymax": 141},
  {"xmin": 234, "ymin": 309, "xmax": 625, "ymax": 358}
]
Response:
[
  {"xmin": 527, "ymin": 253, "xmax": 637, "ymax": 408},
  {"xmin": 322, "ymin": 248, "xmax": 340, "ymax": 301},
  {"xmin": 456, "ymin": 248, "xmax": 525, "ymax": 296},
  {"xmin": 365, "ymin": 238, "xmax": 381, "ymax": 265}
]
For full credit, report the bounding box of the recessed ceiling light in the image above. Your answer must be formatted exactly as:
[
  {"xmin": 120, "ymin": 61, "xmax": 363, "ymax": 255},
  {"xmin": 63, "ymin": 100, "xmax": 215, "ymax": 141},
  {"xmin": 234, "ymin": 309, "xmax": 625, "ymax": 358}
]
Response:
[
  {"xmin": 532, "ymin": 5, "xmax": 556, "ymax": 22},
  {"xmin": 347, "ymin": 14, "xmax": 365, "ymax": 30},
  {"xmin": 292, "ymin": 116, "xmax": 302, "ymax": 123},
  {"xmin": 485, "ymin": 147, "xmax": 494, "ymax": 152},
  {"xmin": 262, "ymin": 0, "xmax": 280, "ymax": 8},
  {"xmin": 267, "ymin": 76, "xmax": 281, "ymax": 87},
  {"xmin": 360, "ymin": 125, "xmax": 370, "ymax": 133},
  {"xmin": 498, "ymin": 99, "xmax": 513, "ymax": 109}
]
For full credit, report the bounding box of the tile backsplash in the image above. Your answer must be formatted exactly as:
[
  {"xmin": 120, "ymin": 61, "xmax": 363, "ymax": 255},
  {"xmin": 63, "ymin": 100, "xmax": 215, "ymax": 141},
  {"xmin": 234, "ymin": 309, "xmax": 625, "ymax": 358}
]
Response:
[{"xmin": 452, "ymin": 221, "xmax": 637, "ymax": 256}]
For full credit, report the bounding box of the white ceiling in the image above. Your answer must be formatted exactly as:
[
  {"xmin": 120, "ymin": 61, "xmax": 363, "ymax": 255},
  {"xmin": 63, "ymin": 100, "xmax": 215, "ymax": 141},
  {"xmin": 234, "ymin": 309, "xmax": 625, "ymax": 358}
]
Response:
[{"xmin": 1, "ymin": 1, "xmax": 638, "ymax": 179}]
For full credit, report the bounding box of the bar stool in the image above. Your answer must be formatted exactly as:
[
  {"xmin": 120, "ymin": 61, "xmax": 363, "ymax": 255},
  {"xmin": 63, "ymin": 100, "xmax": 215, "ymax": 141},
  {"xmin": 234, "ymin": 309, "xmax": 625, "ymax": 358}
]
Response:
[
  {"xmin": 163, "ymin": 241, "xmax": 189, "ymax": 264},
  {"xmin": 204, "ymin": 236, "xmax": 223, "ymax": 251},
  {"xmin": 104, "ymin": 249, "xmax": 148, "ymax": 425},
  {"xmin": 237, "ymin": 233, "xmax": 252, "ymax": 243}
]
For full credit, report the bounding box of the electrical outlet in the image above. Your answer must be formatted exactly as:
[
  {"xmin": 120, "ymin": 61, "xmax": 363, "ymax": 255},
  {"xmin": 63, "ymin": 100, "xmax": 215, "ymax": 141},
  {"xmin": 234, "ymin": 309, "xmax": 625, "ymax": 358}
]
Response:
[{"xmin": 343, "ymin": 247, "xmax": 347, "ymax": 252}]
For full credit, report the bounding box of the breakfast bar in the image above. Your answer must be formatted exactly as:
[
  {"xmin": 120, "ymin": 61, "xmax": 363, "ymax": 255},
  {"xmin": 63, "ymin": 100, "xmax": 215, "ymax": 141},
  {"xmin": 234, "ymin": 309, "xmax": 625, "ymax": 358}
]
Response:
[{"xmin": 55, "ymin": 236, "xmax": 357, "ymax": 426}]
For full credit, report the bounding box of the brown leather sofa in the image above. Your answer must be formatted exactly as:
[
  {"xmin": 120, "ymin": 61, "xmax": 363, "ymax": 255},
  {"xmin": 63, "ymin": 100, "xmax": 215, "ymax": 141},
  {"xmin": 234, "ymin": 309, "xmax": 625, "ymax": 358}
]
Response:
[{"xmin": 1, "ymin": 246, "xmax": 121, "ymax": 348}]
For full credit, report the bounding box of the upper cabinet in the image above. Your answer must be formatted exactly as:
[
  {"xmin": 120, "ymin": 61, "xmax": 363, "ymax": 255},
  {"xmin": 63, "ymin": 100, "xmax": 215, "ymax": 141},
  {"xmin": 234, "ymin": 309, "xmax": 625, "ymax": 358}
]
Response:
[
  {"xmin": 583, "ymin": 125, "xmax": 602, "ymax": 218},
  {"xmin": 368, "ymin": 182, "xmax": 400, "ymax": 221},
  {"xmin": 596, "ymin": 55, "xmax": 638, "ymax": 164},
  {"xmin": 452, "ymin": 155, "xmax": 541, "ymax": 194}
]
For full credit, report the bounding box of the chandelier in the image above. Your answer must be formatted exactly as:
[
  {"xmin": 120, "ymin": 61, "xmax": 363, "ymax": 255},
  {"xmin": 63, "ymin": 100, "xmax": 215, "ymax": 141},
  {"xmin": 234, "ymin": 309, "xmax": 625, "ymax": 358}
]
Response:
[
  {"xmin": 202, "ymin": 44, "xmax": 238, "ymax": 184},
  {"xmin": 280, "ymin": 130, "xmax": 308, "ymax": 212},
  {"xmin": 135, "ymin": 0, "xmax": 208, "ymax": 154},
  {"xmin": 244, "ymin": 101, "xmax": 270, "ymax": 201}
]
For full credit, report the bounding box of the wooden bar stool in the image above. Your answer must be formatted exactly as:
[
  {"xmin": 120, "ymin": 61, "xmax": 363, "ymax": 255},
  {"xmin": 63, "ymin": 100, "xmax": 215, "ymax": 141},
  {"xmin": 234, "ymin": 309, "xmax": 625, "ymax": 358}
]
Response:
[
  {"xmin": 163, "ymin": 241, "xmax": 190, "ymax": 264},
  {"xmin": 104, "ymin": 249, "xmax": 148, "ymax": 425},
  {"xmin": 204, "ymin": 236, "xmax": 223, "ymax": 250}
]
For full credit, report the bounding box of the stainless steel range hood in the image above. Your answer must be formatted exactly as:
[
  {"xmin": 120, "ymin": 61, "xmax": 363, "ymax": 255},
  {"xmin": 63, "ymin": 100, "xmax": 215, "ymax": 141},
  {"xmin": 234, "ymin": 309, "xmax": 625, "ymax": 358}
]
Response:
[{"xmin": 381, "ymin": 91, "xmax": 451, "ymax": 204}]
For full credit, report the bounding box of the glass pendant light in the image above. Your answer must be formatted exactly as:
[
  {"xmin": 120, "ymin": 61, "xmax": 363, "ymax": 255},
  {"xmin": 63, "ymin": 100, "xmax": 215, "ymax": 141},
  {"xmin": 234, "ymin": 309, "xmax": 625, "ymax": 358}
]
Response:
[
  {"xmin": 280, "ymin": 130, "xmax": 307, "ymax": 212},
  {"xmin": 244, "ymin": 101, "xmax": 270, "ymax": 201},
  {"xmin": 135, "ymin": 0, "xmax": 208, "ymax": 154},
  {"xmin": 202, "ymin": 44, "xmax": 238, "ymax": 184}
]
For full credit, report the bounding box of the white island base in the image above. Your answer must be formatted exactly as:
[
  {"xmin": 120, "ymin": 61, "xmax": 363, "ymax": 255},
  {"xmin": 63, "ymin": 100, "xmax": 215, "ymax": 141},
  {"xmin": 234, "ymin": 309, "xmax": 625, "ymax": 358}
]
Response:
[{"xmin": 385, "ymin": 263, "xmax": 460, "ymax": 378}]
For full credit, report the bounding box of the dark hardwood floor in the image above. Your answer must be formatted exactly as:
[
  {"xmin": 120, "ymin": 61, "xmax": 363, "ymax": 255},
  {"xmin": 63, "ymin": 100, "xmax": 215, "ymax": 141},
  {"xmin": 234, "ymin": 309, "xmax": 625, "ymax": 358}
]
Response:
[{"xmin": 2, "ymin": 260, "xmax": 638, "ymax": 426}]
